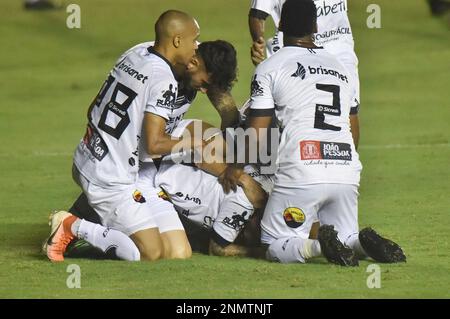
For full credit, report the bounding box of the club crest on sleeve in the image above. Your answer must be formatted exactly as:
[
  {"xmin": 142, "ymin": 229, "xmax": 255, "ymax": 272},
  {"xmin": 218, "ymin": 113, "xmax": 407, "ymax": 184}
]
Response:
[
  {"xmin": 156, "ymin": 84, "xmax": 177, "ymax": 108},
  {"xmin": 222, "ymin": 211, "xmax": 249, "ymax": 231}
]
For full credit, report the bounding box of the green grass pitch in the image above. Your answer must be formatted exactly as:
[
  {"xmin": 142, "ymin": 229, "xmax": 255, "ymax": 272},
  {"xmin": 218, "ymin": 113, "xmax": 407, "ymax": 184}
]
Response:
[{"xmin": 0, "ymin": 0, "xmax": 449, "ymax": 298}]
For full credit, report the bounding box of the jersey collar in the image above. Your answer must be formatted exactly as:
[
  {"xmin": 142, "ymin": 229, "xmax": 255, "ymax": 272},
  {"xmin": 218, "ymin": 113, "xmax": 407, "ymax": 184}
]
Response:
[
  {"xmin": 147, "ymin": 46, "xmax": 180, "ymax": 81},
  {"xmin": 284, "ymin": 44, "xmax": 324, "ymax": 49}
]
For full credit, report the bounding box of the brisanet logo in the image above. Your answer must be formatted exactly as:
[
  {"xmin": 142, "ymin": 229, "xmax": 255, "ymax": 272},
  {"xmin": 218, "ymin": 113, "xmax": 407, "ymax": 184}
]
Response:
[
  {"xmin": 291, "ymin": 63, "xmax": 307, "ymax": 79},
  {"xmin": 308, "ymin": 66, "xmax": 349, "ymax": 83},
  {"xmin": 293, "ymin": 63, "xmax": 349, "ymax": 83}
]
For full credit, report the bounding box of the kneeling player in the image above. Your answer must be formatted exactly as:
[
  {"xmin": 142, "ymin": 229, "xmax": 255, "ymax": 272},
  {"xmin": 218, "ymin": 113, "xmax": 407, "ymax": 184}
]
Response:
[{"xmin": 245, "ymin": 0, "xmax": 406, "ymax": 266}]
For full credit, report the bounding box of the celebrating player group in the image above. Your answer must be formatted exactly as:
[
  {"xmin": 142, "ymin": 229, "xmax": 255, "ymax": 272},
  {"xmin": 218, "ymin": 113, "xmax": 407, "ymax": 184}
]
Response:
[{"xmin": 43, "ymin": 0, "xmax": 406, "ymax": 266}]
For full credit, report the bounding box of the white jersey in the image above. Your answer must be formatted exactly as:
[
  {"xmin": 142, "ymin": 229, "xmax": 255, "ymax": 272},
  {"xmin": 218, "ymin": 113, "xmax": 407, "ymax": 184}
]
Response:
[
  {"xmin": 249, "ymin": 46, "xmax": 362, "ymax": 186},
  {"xmin": 74, "ymin": 42, "xmax": 180, "ymax": 187},
  {"xmin": 251, "ymin": 0, "xmax": 356, "ymax": 59},
  {"xmin": 154, "ymin": 162, "xmax": 273, "ymax": 244}
]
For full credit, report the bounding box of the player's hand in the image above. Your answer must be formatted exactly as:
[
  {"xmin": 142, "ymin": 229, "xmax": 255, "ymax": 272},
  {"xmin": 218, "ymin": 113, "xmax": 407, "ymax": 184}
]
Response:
[
  {"xmin": 238, "ymin": 173, "xmax": 268, "ymax": 209},
  {"xmin": 218, "ymin": 166, "xmax": 243, "ymax": 194},
  {"xmin": 251, "ymin": 37, "xmax": 266, "ymax": 66}
]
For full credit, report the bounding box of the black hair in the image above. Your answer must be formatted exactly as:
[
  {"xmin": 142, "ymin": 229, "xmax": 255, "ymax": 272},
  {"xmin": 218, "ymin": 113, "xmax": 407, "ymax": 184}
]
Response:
[
  {"xmin": 279, "ymin": 0, "xmax": 317, "ymax": 38},
  {"xmin": 197, "ymin": 40, "xmax": 237, "ymax": 92}
]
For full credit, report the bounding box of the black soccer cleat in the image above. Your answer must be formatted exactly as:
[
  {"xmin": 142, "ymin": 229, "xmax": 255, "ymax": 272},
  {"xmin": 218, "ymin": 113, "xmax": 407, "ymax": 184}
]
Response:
[
  {"xmin": 318, "ymin": 225, "xmax": 359, "ymax": 267},
  {"xmin": 359, "ymin": 227, "xmax": 406, "ymax": 263}
]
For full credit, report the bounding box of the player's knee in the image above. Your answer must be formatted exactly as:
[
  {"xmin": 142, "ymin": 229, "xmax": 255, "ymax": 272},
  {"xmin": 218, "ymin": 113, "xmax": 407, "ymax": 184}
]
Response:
[
  {"xmin": 167, "ymin": 245, "xmax": 192, "ymax": 259},
  {"xmin": 130, "ymin": 229, "xmax": 165, "ymax": 261},
  {"xmin": 139, "ymin": 246, "xmax": 163, "ymax": 261},
  {"xmin": 139, "ymin": 245, "xmax": 164, "ymax": 261}
]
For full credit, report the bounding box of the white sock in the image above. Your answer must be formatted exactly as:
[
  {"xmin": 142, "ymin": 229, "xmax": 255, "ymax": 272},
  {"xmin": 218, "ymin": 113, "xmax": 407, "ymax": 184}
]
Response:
[
  {"xmin": 344, "ymin": 232, "xmax": 367, "ymax": 258},
  {"xmin": 76, "ymin": 219, "xmax": 140, "ymax": 261},
  {"xmin": 71, "ymin": 218, "xmax": 81, "ymax": 236},
  {"xmin": 266, "ymin": 237, "xmax": 321, "ymax": 263},
  {"xmin": 300, "ymin": 239, "xmax": 322, "ymax": 259}
]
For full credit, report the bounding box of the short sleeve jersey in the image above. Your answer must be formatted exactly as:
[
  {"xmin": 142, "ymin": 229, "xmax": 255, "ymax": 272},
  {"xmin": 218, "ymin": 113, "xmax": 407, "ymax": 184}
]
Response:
[
  {"xmin": 249, "ymin": 46, "xmax": 362, "ymax": 186},
  {"xmin": 74, "ymin": 43, "xmax": 179, "ymax": 187}
]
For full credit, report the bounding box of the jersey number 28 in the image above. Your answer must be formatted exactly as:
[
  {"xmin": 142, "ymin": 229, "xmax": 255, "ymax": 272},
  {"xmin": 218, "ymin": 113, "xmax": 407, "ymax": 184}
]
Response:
[{"xmin": 89, "ymin": 75, "xmax": 137, "ymax": 139}]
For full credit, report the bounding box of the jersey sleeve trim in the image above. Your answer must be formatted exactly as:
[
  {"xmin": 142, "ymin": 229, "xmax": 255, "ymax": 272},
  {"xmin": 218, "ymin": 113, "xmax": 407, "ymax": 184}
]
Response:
[
  {"xmin": 350, "ymin": 105, "xmax": 359, "ymax": 115},
  {"xmin": 249, "ymin": 8, "xmax": 269, "ymax": 20},
  {"xmin": 249, "ymin": 108, "xmax": 275, "ymax": 117},
  {"xmin": 147, "ymin": 46, "xmax": 180, "ymax": 81},
  {"xmin": 211, "ymin": 230, "xmax": 231, "ymax": 248},
  {"xmin": 144, "ymin": 110, "xmax": 170, "ymax": 121},
  {"xmin": 284, "ymin": 44, "xmax": 325, "ymax": 50}
]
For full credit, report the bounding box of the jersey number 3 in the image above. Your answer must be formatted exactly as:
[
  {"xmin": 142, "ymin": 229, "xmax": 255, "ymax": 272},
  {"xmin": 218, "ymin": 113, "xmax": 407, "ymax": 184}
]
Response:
[
  {"xmin": 314, "ymin": 84, "xmax": 341, "ymax": 131},
  {"xmin": 89, "ymin": 75, "xmax": 138, "ymax": 139}
]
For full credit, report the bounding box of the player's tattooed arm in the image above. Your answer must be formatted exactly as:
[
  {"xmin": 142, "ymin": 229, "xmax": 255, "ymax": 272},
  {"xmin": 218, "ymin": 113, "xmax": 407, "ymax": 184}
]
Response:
[{"xmin": 207, "ymin": 88, "xmax": 239, "ymax": 130}]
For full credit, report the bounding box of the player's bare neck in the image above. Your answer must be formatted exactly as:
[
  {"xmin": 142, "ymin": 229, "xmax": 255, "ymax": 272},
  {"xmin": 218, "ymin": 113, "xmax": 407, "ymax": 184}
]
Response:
[
  {"xmin": 153, "ymin": 43, "xmax": 177, "ymax": 66},
  {"xmin": 173, "ymin": 63, "xmax": 187, "ymax": 79},
  {"xmin": 284, "ymin": 35, "xmax": 319, "ymax": 49}
]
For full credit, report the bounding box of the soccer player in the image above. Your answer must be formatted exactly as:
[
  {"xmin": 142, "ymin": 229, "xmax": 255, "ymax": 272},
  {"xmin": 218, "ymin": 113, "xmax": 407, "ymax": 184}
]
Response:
[
  {"xmin": 244, "ymin": 0, "xmax": 406, "ymax": 265},
  {"xmin": 249, "ymin": 0, "xmax": 360, "ymax": 148},
  {"xmin": 45, "ymin": 10, "xmax": 203, "ymax": 262}
]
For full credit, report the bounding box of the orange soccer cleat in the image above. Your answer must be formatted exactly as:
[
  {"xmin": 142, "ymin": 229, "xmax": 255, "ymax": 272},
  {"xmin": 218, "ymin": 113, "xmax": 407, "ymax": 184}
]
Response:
[{"xmin": 44, "ymin": 211, "xmax": 78, "ymax": 262}]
